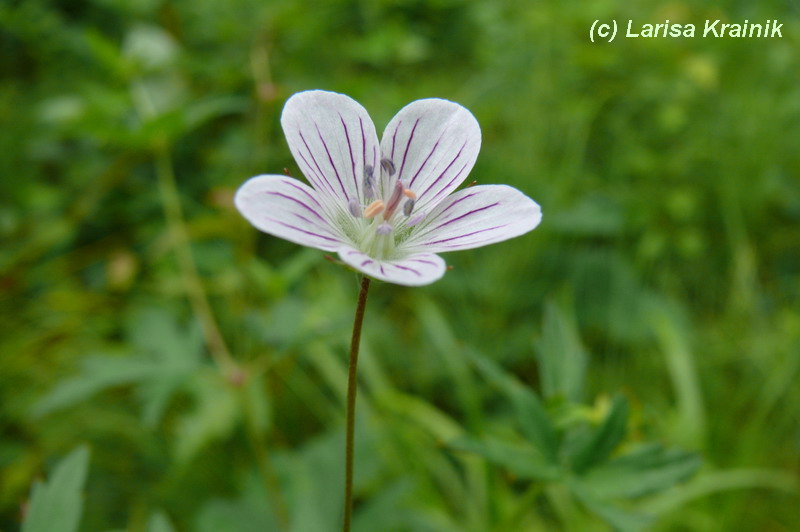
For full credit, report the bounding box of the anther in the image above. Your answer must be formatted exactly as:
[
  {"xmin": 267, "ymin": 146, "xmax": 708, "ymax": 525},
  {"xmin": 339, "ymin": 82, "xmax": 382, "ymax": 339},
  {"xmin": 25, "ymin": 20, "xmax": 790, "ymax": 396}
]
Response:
[
  {"xmin": 348, "ymin": 198, "xmax": 361, "ymax": 217},
  {"xmin": 364, "ymin": 200, "xmax": 385, "ymax": 219},
  {"xmin": 406, "ymin": 212, "xmax": 425, "ymax": 227},
  {"xmin": 380, "ymin": 158, "xmax": 396, "ymax": 176},
  {"xmin": 376, "ymin": 222, "xmax": 393, "ymax": 235},
  {"xmin": 403, "ymin": 188, "xmax": 417, "ymax": 200},
  {"xmin": 363, "ymin": 165, "xmax": 377, "ymax": 200},
  {"xmin": 403, "ymin": 199, "xmax": 415, "ymax": 217}
]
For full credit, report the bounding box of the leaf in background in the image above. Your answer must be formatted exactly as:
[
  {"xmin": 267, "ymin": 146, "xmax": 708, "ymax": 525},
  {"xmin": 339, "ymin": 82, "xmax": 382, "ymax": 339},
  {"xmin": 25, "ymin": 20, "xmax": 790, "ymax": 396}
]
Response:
[
  {"xmin": 173, "ymin": 373, "xmax": 240, "ymax": 464},
  {"xmin": 547, "ymin": 194, "xmax": 624, "ymax": 238},
  {"xmin": 33, "ymin": 308, "xmax": 204, "ymax": 426},
  {"xmin": 569, "ymin": 480, "xmax": 653, "ymax": 532},
  {"xmin": 449, "ymin": 436, "xmax": 561, "ymax": 481},
  {"xmin": 535, "ymin": 300, "xmax": 587, "ymax": 403},
  {"xmin": 32, "ymin": 355, "xmax": 157, "ymax": 417},
  {"xmin": 580, "ymin": 443, "xmax": 701, "ymax": 499},
  {"xmin": 147, "ymin": 510, "xmax": 176, "ymax": 532},
  {"xmin": 195, "ymin": 472, "xmax": 277, "ymax": 532},
  {"xmin": 466, "ymin": 349, "xmax": 559, "ymax": 463},
  {"xmin": 242, "ymin": 373, "xmax": 272, "ymax": 437},
  {"xmin": 569, "ymin": 395, "xmax": 628, "ymax": 474},
  {"xmin": 417, "ymin": 297, "xmax": 482, "ymax": 427},
  {"xmin": 126, "ymin": 307, "xmax": 203, "ymax": 368},
  {"xmin": 641, "ymin": 468, "xmax": 798, "ymax": 516},
  {"xmin": 22, "ymin": 446, "xmax": 90, "ymax": 532}
]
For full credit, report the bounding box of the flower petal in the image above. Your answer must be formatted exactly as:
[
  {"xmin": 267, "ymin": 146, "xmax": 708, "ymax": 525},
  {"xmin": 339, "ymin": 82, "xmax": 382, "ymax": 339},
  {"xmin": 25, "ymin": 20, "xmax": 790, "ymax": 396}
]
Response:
[
  {"xmin": 235, "ymin": 175, "xmax": 345, "ymax": 252},
  {"xmin": 281, "ymin": 90, "xmax": 380, "ymax": 207},
  {"xmin": 338, "ymin": 247, "xmax": 446, "ymax": 286},
  {"xmin": 380, "ymin": 98, "xmax": 481, "ymax": 211},
  {"xmin": 402, "ymin": 185, "xmax": 541, "ymax": 253}
]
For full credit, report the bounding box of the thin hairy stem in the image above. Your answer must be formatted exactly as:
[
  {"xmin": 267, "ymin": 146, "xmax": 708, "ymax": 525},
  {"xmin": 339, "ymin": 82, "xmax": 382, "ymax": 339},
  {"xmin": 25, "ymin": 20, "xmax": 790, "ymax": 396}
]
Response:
[{"xmin": 343, "ymin": 276, "xmax": 371, "ymax": 532}]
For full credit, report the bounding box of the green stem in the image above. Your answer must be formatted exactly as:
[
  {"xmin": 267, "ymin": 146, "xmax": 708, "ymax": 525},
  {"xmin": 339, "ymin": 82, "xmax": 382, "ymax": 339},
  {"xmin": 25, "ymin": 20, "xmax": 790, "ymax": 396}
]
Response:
[
  {"xmin": 153, "ymin": 143, "xmax": 236, "ymax": 373},
  {"xmin": 343, "ymin": 276, "xmax": 371, "ymax": 532}
]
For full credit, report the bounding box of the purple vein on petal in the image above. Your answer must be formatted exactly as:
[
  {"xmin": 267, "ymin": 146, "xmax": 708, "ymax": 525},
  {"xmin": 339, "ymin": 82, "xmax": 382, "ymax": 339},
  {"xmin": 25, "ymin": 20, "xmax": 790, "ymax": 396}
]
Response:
[
  {"xmin": 284, "ymin": 180, "xmax": 326, "ymax": 211},
  {"xmin": 430, "ymin": 202, "xmax": 501, "ymax": 232},
  {"xmin": 361, "ymin": 259, "xmax": 373, "ymax": 267},
  {"xmin": 425, "ymin": 159, "xmax": 470, "ymax": 207},
  {"xmin": 373, "ymin": 144, "xmax": 380, "ymax": 196},
  {"xmin": 290, "ymin": 213, "xmax": 332, "ymax": 233},
  {"xmin": 394, "ymin": 264, "xmax": 422, "ymax": 276},
  {"xmin": 424, "ymin": 224, "xmax": 510, "ymax": 245},
  {"xmin": 339, "ymin": 114, "xmax": 358, "ymax": 193},
  {"xmin": 298, "ymin": 130, "xmax": 337, "ymax": 197},
  {"xmin": 270, "ymin": 219, "xmax": 341, "ymax": 242},
  {"xmin": 409, "ymin": 258, "xmax": 438, "ymax": 266},
  {"xmin": 295, "ymin": 146, "xmax": 325, "ymax": 191},
  {"xmin": 359, "ymin": 117, "xmax": 366, "ymax": 197},
  {"xmin": 265, "ymin": 191, "xmax": 327, "ymax": 223},
  {"xmin": 390, "ymin": 120, "xmax": 402, "ymax": 160},
  {"xmin": 433, "ymin": 191, "xmax": 478, "ymax": 219},
  {"xmin": 314, "ymin": 121, "xmax": 347, "ymax": 199},
  {"xmin": 419, "ymin": 140, "xmax": 467, "ymax": 200},
  {"xmin": 437, "ymin": 233, "xmax": 516, "ymax": 250},
  {"xmin": 409, "ymin": 137, "xmax": 442, "ymax": 188},
  {"xmin": 398, "ymin": 118, "xmax": 420, "ymax": 179}
]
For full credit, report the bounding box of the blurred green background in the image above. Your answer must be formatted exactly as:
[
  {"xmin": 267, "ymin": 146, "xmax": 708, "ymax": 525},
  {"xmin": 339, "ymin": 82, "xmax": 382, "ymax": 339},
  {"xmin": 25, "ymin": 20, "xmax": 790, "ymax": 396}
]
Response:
[{"xmin": 2, "ymin": 0, "xmax": 799, "ymax": 530}]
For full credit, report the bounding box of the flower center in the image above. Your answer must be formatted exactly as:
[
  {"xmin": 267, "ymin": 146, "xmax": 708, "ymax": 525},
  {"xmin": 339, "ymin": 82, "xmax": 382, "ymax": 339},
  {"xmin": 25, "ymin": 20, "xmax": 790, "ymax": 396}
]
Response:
[{"xmin": 343, "ymin": 157, "xmax": 424, "ymax": 259}]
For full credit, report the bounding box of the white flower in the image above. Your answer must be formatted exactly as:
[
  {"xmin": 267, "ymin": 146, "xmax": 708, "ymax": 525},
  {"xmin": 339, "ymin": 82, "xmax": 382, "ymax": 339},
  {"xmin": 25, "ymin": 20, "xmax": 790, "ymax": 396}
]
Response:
[{"xmin": 235, "ymin": 90, "xmax": 542, "ymax": 286}]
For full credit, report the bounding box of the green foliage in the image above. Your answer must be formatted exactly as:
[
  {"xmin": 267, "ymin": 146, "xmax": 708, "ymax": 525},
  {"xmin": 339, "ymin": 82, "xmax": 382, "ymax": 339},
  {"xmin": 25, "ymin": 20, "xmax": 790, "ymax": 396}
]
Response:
[
  {"xmin": 2, "ymin": 0, "xmax": 800, "ymax": 530},
  {"xmin": 458, "ymin": 336, "xmax": 700, "ymax": 531},
  {"xmin": 22, "ymin": 446, "xmax": 90, "ymax": 532}
]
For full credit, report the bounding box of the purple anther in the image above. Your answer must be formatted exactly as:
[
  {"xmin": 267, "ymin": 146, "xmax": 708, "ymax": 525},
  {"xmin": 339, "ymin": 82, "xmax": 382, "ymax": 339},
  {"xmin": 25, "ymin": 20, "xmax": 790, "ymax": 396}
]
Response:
[
  {"xmin": 348, "ymin": 198, "xmax": 362, "ymax": 217},
  {"xmin": 403, "ymin": 198, "xmax": 415, "ymax": 217},
  {"xmin": 380, "ymin": 158, "xmax": 396, "ymax": 177}
]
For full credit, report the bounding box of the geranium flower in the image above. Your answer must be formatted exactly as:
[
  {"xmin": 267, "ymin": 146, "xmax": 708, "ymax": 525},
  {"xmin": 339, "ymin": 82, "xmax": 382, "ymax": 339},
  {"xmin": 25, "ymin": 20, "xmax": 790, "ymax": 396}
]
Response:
[{"xmin": 235, "ymin": 90, "xmax": 541, "ymax": 286}]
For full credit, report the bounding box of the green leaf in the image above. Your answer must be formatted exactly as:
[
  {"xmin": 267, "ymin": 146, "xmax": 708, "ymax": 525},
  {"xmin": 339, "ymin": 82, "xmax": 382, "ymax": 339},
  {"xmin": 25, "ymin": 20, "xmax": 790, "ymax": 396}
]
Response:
[
  {"xmin": 449, "ymin": 436, "xmax": 561, "ymax": 481},
  {"xmin": 173, "ymin": 374, "xmax": 240, "ymax": 463},
  {"xmin": 32, "ymin": 356, "xmax": 156, "ymax": 417},
  {"xmin": 580, "ymin": 444, "xmax": 701, "ymax": 499},
  {"xmin": 570, "ymin": 480, "xmax": 653, "ymax": 532},
  {"xmin": 33, "ymin": 308, "xmax": 204, "ymax": 425},
  {"xmin": 570, "ymin": 395, "xmax": 629, "ymax": 474},
  {"xmin": 147, "ymin": 511, "xmax": 176, "ymax": 532},
  {"xmin": 22, "ymin": 446, "xmax": 90, "ymax": 532},
  {"xmin": 535, "ymin": 300, "xmax": 587, "ymax": 403},
  {"xmin": 466, "ymin": 349, "xmax": 559, "ymax": 463},
  {"xmin": 641, "ymin": 468, "xmax": 798, "ymax": 515},
  {"xmin": 195, "ymin": 474, "xmax": 277, "ymax": 532}
]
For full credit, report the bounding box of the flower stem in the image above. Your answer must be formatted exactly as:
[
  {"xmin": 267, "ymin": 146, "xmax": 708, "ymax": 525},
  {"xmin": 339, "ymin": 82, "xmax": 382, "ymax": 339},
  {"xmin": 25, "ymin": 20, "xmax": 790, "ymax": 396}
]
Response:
[{"xmin": 343, "ymin": 276, "xmax": 371, "ymax": 532}]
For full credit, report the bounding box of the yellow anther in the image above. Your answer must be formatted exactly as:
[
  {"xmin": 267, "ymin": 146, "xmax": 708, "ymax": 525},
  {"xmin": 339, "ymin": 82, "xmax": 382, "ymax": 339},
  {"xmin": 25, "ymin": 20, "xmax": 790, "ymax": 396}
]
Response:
[
  {"xmin": 364, "ymin": 200, "xmax": 385, "ymax": 219},
  {"xmin": 403, "ymin": 188, "xmax": 417, "ymax": 200}
]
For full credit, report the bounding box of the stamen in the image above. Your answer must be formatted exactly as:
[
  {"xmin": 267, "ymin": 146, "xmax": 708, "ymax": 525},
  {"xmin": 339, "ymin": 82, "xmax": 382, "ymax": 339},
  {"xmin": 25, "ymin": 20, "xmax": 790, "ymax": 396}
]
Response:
[
  {"xmin": 406, "ymin": 212, "xmax": 425, "ymax": 227},
  {"xmin": 403, "ymin": 189, "xmax": 417, "ymax": 200},
  {"xmin": 348, "ymin": 198, "xmax": 361, "ymax": 217},
  {"xmin": 403, "ymin": 198, "xmax": 415, "ymax": 217},
  {"xmin": 383, "ymin": 179, "xmax": 405, "ymax": 219},
  {"xmin": 380, "ymin": 158, "xmax": 396, "ymax": 176},
  {"xmin": 376, "ymin": 222, "xmax": 393, "ymax": 235},
  {"xmin": 364, "ymin": 200, "xmax": 385, "ymax": 219},
  {"xmin": 363, "ymin": 165, "xmax": 376, "ymax": 200}
]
